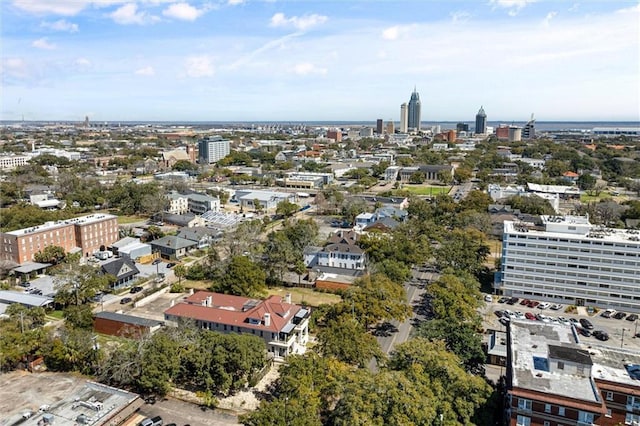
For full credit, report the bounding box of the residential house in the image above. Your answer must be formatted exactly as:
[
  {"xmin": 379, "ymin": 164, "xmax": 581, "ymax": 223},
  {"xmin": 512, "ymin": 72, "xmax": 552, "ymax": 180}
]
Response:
[
  {"xmin": 363, "ymin": 217, "xmax": 401, "ymax": 233},
  {"xmin": 109, "ymin": 237, "xmax": 151, "ymax": 261},
  {"xmin": 187, "ymin": 193, "xmax": 220, "ymax": 214},
  {"xmin": 164, "ymin": 291, "xmax": 310, "ymax": 359},
  {"xmin": 149, "ymin": 235, "xmax": 198, "ymax": 259},
  {"xmin": 176, "ymin": 227, "xmax": 220, "ymax": 250},
  {"xmin": 166, "ymin": 191, "xmax": 189, "ymax": 215},
  {"xmin": 162, "ymin": 213, "xmax": 205, "ymax": 228},
  {"xmin": 304, "ymin": 230, "xmax": 367, "ymax": 270},
  {"xmin": 101, "ymin": 258, "xmax": 140, "ymax": 289}
]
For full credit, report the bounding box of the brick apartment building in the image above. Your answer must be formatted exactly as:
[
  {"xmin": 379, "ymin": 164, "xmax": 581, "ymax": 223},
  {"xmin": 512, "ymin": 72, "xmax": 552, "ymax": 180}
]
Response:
[
  {"xmin": 506, "ymin": 321, "xmax": 640, "ymax": 426},
  {"xmin": 0, "ymin": 213, "xmax": 119, "ymax": 263}
]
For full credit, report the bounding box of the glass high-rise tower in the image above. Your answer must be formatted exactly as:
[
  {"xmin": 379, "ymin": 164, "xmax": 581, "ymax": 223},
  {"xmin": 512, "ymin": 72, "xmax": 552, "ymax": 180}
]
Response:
[
  {"xmin": 475, "ymin": 106, "xmax": 487, "ymax": 135},
  {"xmin": 407, "ymin": 88, "xmax": 421, "ymax": 131}
]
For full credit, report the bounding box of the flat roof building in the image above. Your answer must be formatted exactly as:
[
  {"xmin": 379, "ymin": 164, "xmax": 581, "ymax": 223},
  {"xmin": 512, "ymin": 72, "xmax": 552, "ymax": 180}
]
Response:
[{"xmin": 495, "ymin": 215, "xmax": 640, "ymax": 312}]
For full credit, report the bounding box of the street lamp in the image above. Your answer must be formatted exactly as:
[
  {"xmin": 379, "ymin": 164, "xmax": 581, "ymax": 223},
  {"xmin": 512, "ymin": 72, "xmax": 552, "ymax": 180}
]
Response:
[{"xmin": 621, "ymin": 328, "xmax": 630, "ymax": 349}]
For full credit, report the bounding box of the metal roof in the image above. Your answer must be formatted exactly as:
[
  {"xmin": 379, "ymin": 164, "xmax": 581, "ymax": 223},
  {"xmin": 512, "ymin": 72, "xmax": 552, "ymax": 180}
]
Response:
[
  {"xmin": 94, "ymin": 311, "xmax": 163, "ymax": 327},
  {"xmin": 0, "ymin": 290, "xmax": 54, "ymax": 307}
]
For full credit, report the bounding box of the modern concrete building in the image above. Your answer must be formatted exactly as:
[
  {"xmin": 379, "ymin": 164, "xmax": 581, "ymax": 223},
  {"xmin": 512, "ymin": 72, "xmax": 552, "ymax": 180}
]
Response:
[
  {"xmin": 0, "ymin": 155, "xmax": 29, "ymax": 170},
  {"xmin": 376, "ymin": 119, "xmax": 383, "ymax": 135},
  {"xmin": 475, "ymin": 106, "xmax": 487, "ymax": 135},
  {"xmin": 0, "ymin": 214, "xmax": 119, "ymax": 263},
  {"xmin": 198, "ymin": 135, "xmax": 231, "ymax": 164},
  {"xmin": 506, "ymin": 320, "xmax": 640, "ymax": 426},
  {"xmin": 495, "ymin": 215, "xmax": 640, "ymax": 312},
  {"xmin": 523, "ymin": 115, "xmax": 536, "ymax": 139},
  {"xmin": 400, "ymin": 102, "xmax": 408, "ymax": 133},
  {"xmin": 164, "ymin": 291, "xmax": 310, "ymax": 359},
  {"xmin": 407, "ymin": 88, "xmax": 421, "ymax": 130}
]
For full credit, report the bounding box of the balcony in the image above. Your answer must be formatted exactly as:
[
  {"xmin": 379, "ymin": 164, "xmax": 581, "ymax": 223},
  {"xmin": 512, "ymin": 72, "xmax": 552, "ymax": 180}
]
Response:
[{"xmin": 627, "ymin": 402, "xmax": 640, "ymax": 413}]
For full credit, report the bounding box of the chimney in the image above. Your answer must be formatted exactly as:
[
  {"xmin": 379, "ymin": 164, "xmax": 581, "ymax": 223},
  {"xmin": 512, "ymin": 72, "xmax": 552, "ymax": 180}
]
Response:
[
  {"xmin": 263, "ymin": 313, "xmax": 271, "ymax": 327},
  {"xmin": 170, "ymin": 300, "xmax": 175, "ymax": 307},
  {"xmin": 206, "ymin": 295, "xmax": 212, "ymax": 307},
  {"xmin": 285, "ymin": 293, "xmax": 292, "ymax": 304}
]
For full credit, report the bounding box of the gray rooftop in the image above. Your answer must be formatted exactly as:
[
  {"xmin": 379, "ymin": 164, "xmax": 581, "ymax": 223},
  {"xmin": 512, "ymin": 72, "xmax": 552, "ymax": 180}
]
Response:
[
  {"xmin": 94, "ymin": 311, "xmax": 163, "ymax": 328},
  {"xmin": 12, "ymin": 262, "xmax": 51, "ymax": 274},
  {"xmin": 0, "ymin": 290, "xmax": 53, "ymax": 307}
]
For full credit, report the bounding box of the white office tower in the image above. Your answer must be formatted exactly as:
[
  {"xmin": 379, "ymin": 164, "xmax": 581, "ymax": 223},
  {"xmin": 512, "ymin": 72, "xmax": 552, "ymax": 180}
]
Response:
[
  {"xmin": 495, "ymin": 215, "xmax": 640, "ymax": 312},
  {"xmin": 198, "ymin": 136, "xmax": 230, "ymax": 164},
  {"xmin": 400, "ymin": 103, "xmax": 408, "ymax": 133}
]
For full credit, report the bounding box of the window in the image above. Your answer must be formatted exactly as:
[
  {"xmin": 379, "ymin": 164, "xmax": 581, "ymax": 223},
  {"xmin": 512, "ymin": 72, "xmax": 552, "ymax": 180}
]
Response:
[
  {"xmin": 578, "ymin": 411, "xmax": 594, "ymax": 424},
  {"xmin": 544, "ymin": 404, "xmax": 551, "ymax": 413},
  {"xmin": 606, "ymin": 391, "xmax": 613, "ymax": 401},
  {"xmin": 558, "ymin": 407, "xmax": 565, "ymax": 416},
  {"xmin": 606, "ymin": 409, "xmax": 612, "ymax": 418},
  {"xmin": 516, "ymin": 415, "xmax": 531, "ymax": 426},
  {"xmin": 557, "ymin": 361, "xmax": 565, "ymax": 370},
  {"xmin": 518, "ymin": 398, "xmax": 532, "ymax": 411},
  {"xmin": 626, "ymin": 412, "xmax": 640, "ymax": 425},
  {"xmin": 544, "ymin": 422, "xmax": 550, "ymax": 426}
]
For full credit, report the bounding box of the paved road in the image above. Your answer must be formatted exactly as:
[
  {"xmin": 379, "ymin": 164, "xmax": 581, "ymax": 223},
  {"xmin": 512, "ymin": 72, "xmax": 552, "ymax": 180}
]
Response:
[
  {"xmin": 368, "ymin": 269, "xmax": 436, "ymax": 371},
  {"xmin": 138, "ymin": 397, "xmax": 240, "ymax": 426}
]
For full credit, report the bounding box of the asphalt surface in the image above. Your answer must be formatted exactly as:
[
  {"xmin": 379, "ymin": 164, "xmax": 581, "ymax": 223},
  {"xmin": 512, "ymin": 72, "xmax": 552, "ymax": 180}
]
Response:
[{"xmin": 138, "ymin": 397, "xmax": 240, "ymax": 426}]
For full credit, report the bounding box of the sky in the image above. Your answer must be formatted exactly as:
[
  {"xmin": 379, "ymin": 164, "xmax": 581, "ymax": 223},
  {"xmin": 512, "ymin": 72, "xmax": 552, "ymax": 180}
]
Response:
[{"xmin": 1, "ymin": 0, "xmax": 639, "ymax": 122}]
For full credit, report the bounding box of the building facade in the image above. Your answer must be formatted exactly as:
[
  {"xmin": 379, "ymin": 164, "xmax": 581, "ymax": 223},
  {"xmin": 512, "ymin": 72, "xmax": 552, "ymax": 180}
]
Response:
[
  {"xmin": 0, "ymin": 155, "xmax": 29, "ymax": 170},
  {"xmin": 506, "ymin": 320, "xmax": 640, "ymax": 426},
  {"xmin": 198, "ymin": 136, "xmax": 231, "ymax": 164},
  {"xmin": 523, "ymin": 116, "xmax": 536, "ymax": 139},
  {"xmin": 164, "ymin": 291, "xmax": 310, "ymax": 359},
  {"xmin": 475, "ymin": 106, "xmax": 487, "ymax": 135},
  {"xmin": 187, "ymin": 193, "xmax": 220, "ymax": 214},
  {"xmin": 495, "ymin": 215, "xmax": 640, "ymax": 313},
  {"xmin": 400, "ymin": 103, "xmax": 408, "ymax": 133},
  {"xmin": 408, "ymin": 88, "xmax": 421, "ymax": 130},
  {"xmin": 0, "ymin": 214, "xmax": 119, "ymax": 263}
]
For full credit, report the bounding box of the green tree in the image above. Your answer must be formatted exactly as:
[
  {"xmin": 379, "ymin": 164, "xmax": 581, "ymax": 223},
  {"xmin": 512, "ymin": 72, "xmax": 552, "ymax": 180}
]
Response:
[
  {"xmin": 173, "ymin": 264, "xmax": 187, "ymax": 286},
  {"xmin": 44, "ymin": 327, "xmax": 98, "ymax": 374},
  {"xmin": 33, "ymin": 245, "xmax": 67, "ymax": 265},
  {"xmin": 577, "ymin": 173, "xmax": 596, "ymax": 191},
  {"xmin": 276, "ymin": 200, "xmax": 299, "ymax": 218},
  {"xmin": 137, "ymin": 332, "xmax": 180, "ymax": 396},
  {"xmin": 6, "ymin": 304, "xmax": 46, "ymax": 329},
  {"xmin": 64, "ymin": 304, "xmax": 95, "ymax": 329},
  {"xmin": 409, "ymin": 171, "xmax": 426, "ymax": 184},
  {"xmin": 262, "ymin": 231, "xmax": 296, "ymax": 282},
  {"xmin": 317, "ymin": 315, "xmax": 383, "ymax": 367},
  {"xmin": 458, "ymin": 190, "xmax": 492, "ymax": 213},
  {"xmin": 213, "ymin": 255, "xmax": 266, "ymax": 297},
  {"xmin": 435, "ymin": 228, "xmax": 490, "ymax": 276},
  {"xmin": 428, "ymin": 272, "xmax": 482, "ymax": 322},
  {"xmin": 53, "ymin": 265, "xmax": 113, "ymax": 306}
]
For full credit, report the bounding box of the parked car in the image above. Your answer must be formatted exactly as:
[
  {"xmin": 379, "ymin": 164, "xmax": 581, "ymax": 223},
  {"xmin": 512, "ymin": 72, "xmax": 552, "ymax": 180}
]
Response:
[
  {"xmin": 120, "ymin": 297, "xmax": 133, "ymax": 304},
  {"xmin": 498, "ymin": 297, "xmax": 509, "ymax": 304},
  {"xmin": 527, "ymin": 301, "xmax": 540, "ymax": 308},
  {"xmin": 577, "ymin": 327, "xmax": 591, "ymax": 337},
  {"xmin": 130, "ymin": 286, "xmax": 143, "ymax": 294},
  {"xmin": 550, "ymin": 304, "xmax": 563, "ymax": 310},
  {"xmin": 525, "ymin": 312, "xmax": 536, "ymax": 320},
  {"xmin": 166, "ymin": 262, "xmax": 176, "ymax": 268},
  {"xmin": 592, "ymin": 330, "xmax": 609, "ymax": 341},
  {"xmin": 569, "ymin": 318, "xmax": 580, "ymax": 325},
  {"xmin": 601, "ymin": 309, "xmax": 616, "ymax": 318},
  {"xmin": 152, "ymin": 259, "xmax": 162, "ymax": 265},
  {"xmin": 626, "ymin": 314, "xmax": 638, "ymax": 322},
  {"xmin": 557, "ymin": 317, "xmax": 571, "ymax": 326},
  {"xmin": 579, "ymin": 318, "xmax": 594, "ymax": 329},
  {"xmin": 19, "ymin": 281, "xmax": 31, "ymax": 288},
  {"xmin": 484, "ymin": 294, "xmax": 492, "ymax": 302},
  {"xmin": 538, "ymin": 302, "xmax": 551, "ymax": 310},
  {"xmin": 613, "ymin": 312, "xmax": 627, "ymax": 320},
  {"xmin": 507, "ymin": 297, "xmax": 519, "ymax": 305},
  {"xmin": 520, "ymin": 299, "xmax": 530, "ymax": 306},
  {"xmin": 499, "ymin": 317, "xmax": 510, "ymax": 326}
]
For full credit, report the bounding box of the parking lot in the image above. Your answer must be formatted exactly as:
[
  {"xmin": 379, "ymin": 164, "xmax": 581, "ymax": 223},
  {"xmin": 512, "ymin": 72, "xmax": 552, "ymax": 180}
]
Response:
[
  {"xmin": 136, "ymin": 397, "xmax": 239, "ymax": 426},
  {"xmin": 480, "ymin": 296, "xmax": 640, "ymax": 352}
]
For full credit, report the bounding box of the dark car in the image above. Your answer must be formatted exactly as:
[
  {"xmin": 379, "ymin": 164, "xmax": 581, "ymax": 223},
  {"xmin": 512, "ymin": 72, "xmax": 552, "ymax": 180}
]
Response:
[
  {"xmin": 494, "ymin": 310, "xmax": 506, "ymax": 318},
  {"xmin": 520, "ymin": 299, "xmax": 530, "ymax": 306},
  {"xmin": 120, "ymin": 297, "xmax": 133, "ymax": 304},
  {"xmin": 130, "ymin": 286, "xmax": 143, "ymax": 294},
  {"xmin": 613, "ymin": 312, "xmax": 627, "ymax": 320},
  {"xmin": 626, "ymin": 314, "xmax": 638, "ymax": 322},
  {"xmin": 592, "ymin": 330, "xmax": 609, "ymax": 341},
  {"xmin": 498, "ymin": 297, "xmax": 509, "ymax": 304},
  {"xmin": 578, "ymin": 327, "xmax": 591, "ymax": 337},
  {"xmin": 579, "ymin": 318, "xmax": 594, "ymax": 330},
  {"xmin": 152, "ymin": 259, "xmax": 162, "ymax": 265},
  {"xmin": 507, "ymin": 297, "xmax": 519, "ymax": 305},
  {"xmin": 19, "ymin": 281, "xmax": 31, "ymax": 288},
  {"xmin": 166, "ymin": 263, "xmax": 176, "ymax": 268},
  {"xmin": 528, "ymin": 301, "xmax": 540, "ymax": 308}
]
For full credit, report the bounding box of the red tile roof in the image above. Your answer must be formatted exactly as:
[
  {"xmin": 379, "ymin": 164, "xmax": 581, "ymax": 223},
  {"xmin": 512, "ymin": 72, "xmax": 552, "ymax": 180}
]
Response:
[{"xmin": 164, "ymin": 291, "xmax": 302, "ymax": 333}]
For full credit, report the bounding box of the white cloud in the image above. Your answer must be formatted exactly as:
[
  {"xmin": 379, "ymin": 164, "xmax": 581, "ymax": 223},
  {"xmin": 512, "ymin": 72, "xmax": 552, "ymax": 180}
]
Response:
[
  {"xmin": 12, "ymin": 0, "xmax": 88, "ymax": 16},
  {"xmin": 184, "ymin": 56, "xmax": 214, "ymax": 77},
  {"xmin": 110, "ymin": 3, "xmax": 155, "ymax": 25},
  {"xmin": 269, "ymin": 12, "xmax": 328, "ymax": 31},
  {"xmin": 228, "ymin": 0, "xmax": 244, "ymax": 5},
  {"xmin": 74, "ymin": 58, "xmax": 92, "ymax": 68},
  {"xmin": 135, "ymin": 66, "xmax": 156, "ymax": 76},
  {"xmin": 1, "ymin": 58, "xmax": 29, "ymax": 79},
  {"xmin": 162, "ymin": 2, "xmax": 204, "ymax": 21},
  {"xmin": 32, "ymin": 37, "xmax": 56, "ymax": 50},
  {"xmin": 41, "ymin": 19, "xmax": 79, "ymax": 32},
  {"xmin": 382, "ymin": 26, "xmax": 400, "ymax": 40},
  {"xmin": 292, "ymin": 62, "xmax": 327, "ymax": 76},
  {"xmin": 489, "ymin": 0, "xmax": 536, "ymax": 16},
  {"xmin": 542, "ymin": 11, "xmax": 557, "ymax": 26},
  {"xmin": 451, "ymin": 11, "xmax": 471, "ymax": 23}
]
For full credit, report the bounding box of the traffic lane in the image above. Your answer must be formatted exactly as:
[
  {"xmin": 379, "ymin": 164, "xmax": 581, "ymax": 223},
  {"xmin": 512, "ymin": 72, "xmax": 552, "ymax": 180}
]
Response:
[
  {"xmin": 138, "ymin": 397, "xmax": 240, "ymax": 426},
  {"xmin": 482, "ymin": 302, "xmax": 640, "ymax": 351}
]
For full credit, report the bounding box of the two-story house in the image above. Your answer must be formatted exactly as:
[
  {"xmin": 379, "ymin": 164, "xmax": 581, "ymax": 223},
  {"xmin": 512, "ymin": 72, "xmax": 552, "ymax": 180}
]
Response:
[{"xmin": 304, "ymin": 230, "xmax": 367, "ymax": 270}]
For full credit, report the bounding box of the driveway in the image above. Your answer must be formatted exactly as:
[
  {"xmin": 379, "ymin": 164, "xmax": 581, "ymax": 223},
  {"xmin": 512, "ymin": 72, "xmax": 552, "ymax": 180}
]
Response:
[{"xmin": 138, "ymin": 397, "xmax": 240, "ymax": 426}]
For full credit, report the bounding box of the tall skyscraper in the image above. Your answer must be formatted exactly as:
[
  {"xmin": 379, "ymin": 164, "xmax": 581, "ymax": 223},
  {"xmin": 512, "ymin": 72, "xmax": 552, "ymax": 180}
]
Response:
[
  {"xmin": 475, "ymin": 106, "xmax": 487, "ymax": 135},
  {"xmin": 376, "ymin": 119, "xmax": 383, "ymax": 135},
  {"xmin": 399, "ymin": 103, "xmax": 408, "ymax": 133},
  {"xmin": 523, "ymin": 114, "xmax": 536, "ymax": 139},
  {"xmin": 407, "ymin": 88, "xmax": 421, "ymax": 130}
]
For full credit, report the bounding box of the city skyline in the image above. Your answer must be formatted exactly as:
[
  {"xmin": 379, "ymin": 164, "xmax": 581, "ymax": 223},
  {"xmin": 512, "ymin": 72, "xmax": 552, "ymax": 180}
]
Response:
[{"xmin": 1, "ymin": 1, "xmax": 639, "ymax": 122}]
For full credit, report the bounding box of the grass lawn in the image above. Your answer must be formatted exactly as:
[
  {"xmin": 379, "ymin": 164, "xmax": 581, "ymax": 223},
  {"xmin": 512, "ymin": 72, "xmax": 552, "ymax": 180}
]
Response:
[
  {"xmin": 580, "ymin": 193, "xmax": 613, "ymax": 203},
  {"xmin": 184, "ymin": 280, "xmax": 211, "ymax": 290},
  {"xmin": 116, "ymin": 215, "xmax": 148, "ymax": 224},
  {"xmin": 266, "ymin": 287, "xmax": 341, "ymax": 307},
  {"xmin": 47, "ymin": 310, "xmax": 64, "ymax": 320},
  {"xmin": 401, "ymin": 185, "xmax": 451, "ymax": 196}
]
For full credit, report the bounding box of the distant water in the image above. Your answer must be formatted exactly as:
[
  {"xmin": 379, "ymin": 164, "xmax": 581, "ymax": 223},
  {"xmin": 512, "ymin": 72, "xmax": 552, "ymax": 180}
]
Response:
[{"xmin": 2, "ymin": 120, "xmax": 639, "ymax": 132}]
